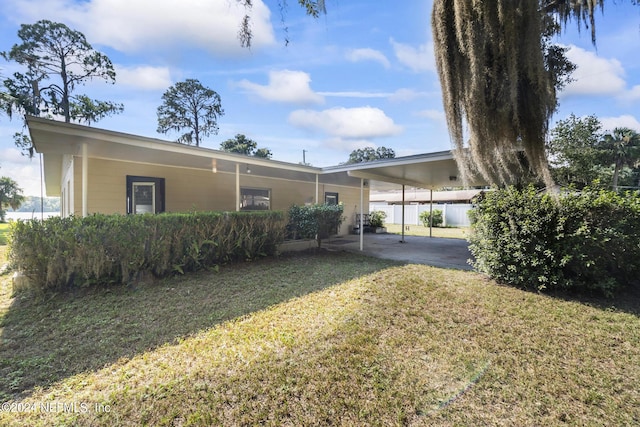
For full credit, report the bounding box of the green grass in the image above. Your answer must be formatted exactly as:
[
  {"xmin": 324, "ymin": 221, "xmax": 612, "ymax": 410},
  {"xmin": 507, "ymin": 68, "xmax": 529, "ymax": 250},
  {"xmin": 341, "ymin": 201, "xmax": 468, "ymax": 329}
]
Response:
[
  {"xmin": 384, "ymin": 223, "xmax": 469, "ymax": 239},
  {"xmin": 0, "ymin": 250, "xmax": 639, "ymax": 426}
]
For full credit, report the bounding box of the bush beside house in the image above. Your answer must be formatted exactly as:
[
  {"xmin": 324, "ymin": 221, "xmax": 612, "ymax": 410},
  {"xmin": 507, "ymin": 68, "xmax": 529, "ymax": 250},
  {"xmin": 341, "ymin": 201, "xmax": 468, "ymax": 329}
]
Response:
[
  {"xmin": 286, "ymin": 204, "xmax": 344, "ymax": 247},
  {"xmin": 9, "ymin": 211, "xmax": 286, "ymax": 292},
  {"xmin": 468, "ymin": 185, "xmax": 640, "ymax": 295}
]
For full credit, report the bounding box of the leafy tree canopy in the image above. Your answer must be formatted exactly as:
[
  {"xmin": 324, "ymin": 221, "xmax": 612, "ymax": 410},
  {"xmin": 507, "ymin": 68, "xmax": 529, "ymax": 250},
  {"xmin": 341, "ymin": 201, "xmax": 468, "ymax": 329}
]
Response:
[
  {"xmin": 547, "ymin": 114, "xmax": 640, "ymax": 189},
  {"xmin": 0, "ymin": 175, "xmax": 25, "ymax": 222},
  {"xmin": 157, "ymin": 79, "xmax": 224, "ymax": 147},
  {"xmin": 220, "ymin": 134, "xmax": 272, "ymax": 159},
  {"xmin": 2, "ymin": 20, "xmax": 123, "ymax": 155},
  {"xmin": 345, "ymin": 146, "xmax": 396, "ymax": 164},
  {"xmin": 547, "ymin": 114, "xmax": 606, "ymax": 188}
]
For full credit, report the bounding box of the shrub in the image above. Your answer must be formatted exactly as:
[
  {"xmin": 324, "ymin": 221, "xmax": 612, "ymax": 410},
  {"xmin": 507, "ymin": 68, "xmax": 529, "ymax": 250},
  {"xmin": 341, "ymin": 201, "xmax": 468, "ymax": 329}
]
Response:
[
  {"xmin": 369, "ymin": 210, "xmax": 386, "ymax": 228},
  {"xmin": 419, "ymin": 209, "xmax": 443, "ymax": 227},
  {"xmin": 286, "ymin": 204, "xmax": 344, "ymax": 247},
  {"xmin": 9, "ymin": 211, "xmax": 286, "ymax": 292},
  {"xmin": 468, "ymin": 185, "xmax": 640, "ymax": 295}
]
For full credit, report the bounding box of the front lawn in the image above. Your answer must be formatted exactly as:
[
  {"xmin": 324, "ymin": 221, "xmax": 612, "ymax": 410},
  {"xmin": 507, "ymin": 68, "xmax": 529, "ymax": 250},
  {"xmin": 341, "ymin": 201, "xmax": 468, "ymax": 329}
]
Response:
[{"xmin": 0, "ymin": 250, "xmax": 638, "ymax": 426}]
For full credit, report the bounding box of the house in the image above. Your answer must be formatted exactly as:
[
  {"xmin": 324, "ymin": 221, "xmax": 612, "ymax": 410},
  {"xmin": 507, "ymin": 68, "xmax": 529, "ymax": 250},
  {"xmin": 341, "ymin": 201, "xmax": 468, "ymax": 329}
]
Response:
[{"xmin": 27, "ymin": 116, "xmax": 482, "ymax": 239}]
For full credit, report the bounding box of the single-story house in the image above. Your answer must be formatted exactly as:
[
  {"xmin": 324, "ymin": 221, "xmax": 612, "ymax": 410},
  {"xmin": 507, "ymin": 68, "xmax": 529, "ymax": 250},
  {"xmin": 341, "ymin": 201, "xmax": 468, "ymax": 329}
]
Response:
[{"xmin": 27, "ymin": 116, "xmax": 482, "ymax": 239}]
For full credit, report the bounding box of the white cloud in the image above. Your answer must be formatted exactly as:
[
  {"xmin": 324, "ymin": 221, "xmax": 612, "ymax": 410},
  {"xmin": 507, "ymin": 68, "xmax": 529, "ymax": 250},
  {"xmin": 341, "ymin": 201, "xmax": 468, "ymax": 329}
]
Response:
[
  {"xmin": 115, "ymin": 65, "xmax": 172, "ymax": 90},
  {"xmin": 390, "ymin": 38, "xmax": 435, "ymax": 73},
  {"xmin": 620, "ymin": 85, "xmax": 640, "ymax": 103},
  {"xmin": 0, "ymin": 148, "xmax": 42, "ymax": 196},
  {"xmin": 600, "ymin": 115, "xmax": 640, "ymax": 133},
  {"xmin": 288, "ymin": 106, "xmax": 403, "ymax": 139},
  {"xmin": 5, "ymin": 0, "xmax": 275, "ymax": 56},
  {"xmin": 237, "ymin": 70, "xmax": 324, "ymax": 105},
  {"xmin": 562, "ymin": 45, "xmax": 626, "ymax": 97},
  {"xmin": 346, "ymin": 48, "xmax": 390, "ymax": 68}
]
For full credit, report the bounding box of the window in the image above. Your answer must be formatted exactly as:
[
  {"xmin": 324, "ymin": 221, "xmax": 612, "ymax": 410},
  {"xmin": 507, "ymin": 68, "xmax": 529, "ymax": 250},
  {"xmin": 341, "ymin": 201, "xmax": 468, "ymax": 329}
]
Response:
[
  {"xmin": 325, "ymin": 192, "xmax": 339, "ymax": 205},
  {"xmin": 126, "ymin": 176, "xmax": 165, "ymax": 214},
  {"xmin": 240, "ymin": 187, "xmax": 270, "ymax": 210}
]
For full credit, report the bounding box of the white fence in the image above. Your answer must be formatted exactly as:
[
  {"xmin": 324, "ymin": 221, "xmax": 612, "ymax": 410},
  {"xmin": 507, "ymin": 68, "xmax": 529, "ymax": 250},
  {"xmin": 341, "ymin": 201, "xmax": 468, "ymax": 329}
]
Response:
[{"xmin": 369, "ymin": 204, "xmax": 474, "ymax": 227}]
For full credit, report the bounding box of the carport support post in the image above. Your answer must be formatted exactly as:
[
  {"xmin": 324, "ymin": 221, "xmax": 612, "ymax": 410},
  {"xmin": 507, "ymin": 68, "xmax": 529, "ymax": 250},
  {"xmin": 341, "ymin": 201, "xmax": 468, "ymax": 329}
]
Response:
[
  {"xmin": 235, "ymin": 163, "xmax": 240, "ymax": 211},
  {"xmin": 360, "ymin": 178, "xmax": 364, "ymax": 251},
  {"xmin": 82, "ymin": 142, "xmax": 88, "ymax": 217},
  {"xmin": 429, "ymin": 188, "xmax": 433, "ymax": 238},
  {"xmin": 401, "ymin": 184, "xmax": 405, "ymax": 243}
]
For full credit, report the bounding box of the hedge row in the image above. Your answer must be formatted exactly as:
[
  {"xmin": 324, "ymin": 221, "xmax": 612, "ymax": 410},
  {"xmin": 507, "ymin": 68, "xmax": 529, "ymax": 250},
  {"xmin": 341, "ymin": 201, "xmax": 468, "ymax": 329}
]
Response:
[
  {"xmin": 9, "ymin": 211, "xmax": 286, "ymax": 291},
  {"xmin": 468, "ymin": 186, "xmax": 640, "ymax": 295},
  {"xmin": 286, "ymin": 204, "xmax": 344, "ymax": 247}
]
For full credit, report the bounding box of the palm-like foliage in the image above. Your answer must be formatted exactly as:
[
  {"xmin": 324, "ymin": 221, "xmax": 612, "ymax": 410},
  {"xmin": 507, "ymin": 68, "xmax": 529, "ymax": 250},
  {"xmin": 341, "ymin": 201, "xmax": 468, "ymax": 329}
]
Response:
[{"xmin": 601, "ymin": 128, "xmax": 640, "ymax": 190}]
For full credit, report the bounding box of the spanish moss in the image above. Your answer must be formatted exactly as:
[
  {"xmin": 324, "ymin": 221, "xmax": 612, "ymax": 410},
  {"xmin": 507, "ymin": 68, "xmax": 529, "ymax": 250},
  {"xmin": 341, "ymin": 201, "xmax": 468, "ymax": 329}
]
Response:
[{"xmin": 432, "ymin": 0, "xmax": 557, "ymax": 186}]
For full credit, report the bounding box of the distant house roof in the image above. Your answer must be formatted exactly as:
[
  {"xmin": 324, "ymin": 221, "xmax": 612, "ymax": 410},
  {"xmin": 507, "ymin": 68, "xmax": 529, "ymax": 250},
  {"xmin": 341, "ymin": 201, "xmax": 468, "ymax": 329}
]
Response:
[{"xmin": 370, "ymin": 188, "xmax": 485, "ymax": 204}]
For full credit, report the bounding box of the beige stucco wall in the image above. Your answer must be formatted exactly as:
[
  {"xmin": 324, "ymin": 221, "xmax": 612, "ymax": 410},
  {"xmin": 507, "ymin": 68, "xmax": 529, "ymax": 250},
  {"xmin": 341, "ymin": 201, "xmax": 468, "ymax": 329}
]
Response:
[{"xmin": 69, "ymin": 157, "xmax": 368, "ymax": 236}]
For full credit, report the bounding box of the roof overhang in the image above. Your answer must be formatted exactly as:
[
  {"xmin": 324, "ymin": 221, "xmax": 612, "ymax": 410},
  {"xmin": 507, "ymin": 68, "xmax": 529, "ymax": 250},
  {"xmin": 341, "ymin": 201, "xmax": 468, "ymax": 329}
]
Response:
[
  {"xmin": 27, "ymin": 117, "xmax": 346, "ymax": 196},
  {"xmin": 27, "ymin": 117, "xmax": 487, "ymax": 197}
]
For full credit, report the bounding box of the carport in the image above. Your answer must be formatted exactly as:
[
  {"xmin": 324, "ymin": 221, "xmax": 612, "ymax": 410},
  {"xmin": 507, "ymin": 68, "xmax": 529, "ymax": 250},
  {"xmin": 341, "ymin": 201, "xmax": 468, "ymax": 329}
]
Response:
[{"xmin": 323, "ymin": 151, "xmax": 487, "ymax": 251}]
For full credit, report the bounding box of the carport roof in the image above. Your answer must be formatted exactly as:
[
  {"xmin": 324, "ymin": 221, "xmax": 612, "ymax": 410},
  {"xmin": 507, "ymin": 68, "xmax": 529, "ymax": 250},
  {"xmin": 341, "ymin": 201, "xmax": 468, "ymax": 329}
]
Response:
[{"xmin": 322, "ymin": 152, "xmax": 487, "ymax": 190}]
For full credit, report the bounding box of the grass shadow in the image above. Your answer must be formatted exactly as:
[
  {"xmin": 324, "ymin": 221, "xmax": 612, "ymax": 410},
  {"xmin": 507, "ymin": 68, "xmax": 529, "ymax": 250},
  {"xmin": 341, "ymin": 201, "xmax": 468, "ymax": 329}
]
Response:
[
  {"xmin": 548, "ymin": 282, "xmax": 640, "ymax": 317},
  {"xmin": 0, "ymin": 250, "xmax": 400, "ymax": 401}
]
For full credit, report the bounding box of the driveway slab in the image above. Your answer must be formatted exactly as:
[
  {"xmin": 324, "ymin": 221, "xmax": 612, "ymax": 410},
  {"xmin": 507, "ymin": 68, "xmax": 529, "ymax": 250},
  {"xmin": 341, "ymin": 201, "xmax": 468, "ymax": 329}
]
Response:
[{"xmin": 325, "ymin": 233, "xmax": 473, "ymax": 270}]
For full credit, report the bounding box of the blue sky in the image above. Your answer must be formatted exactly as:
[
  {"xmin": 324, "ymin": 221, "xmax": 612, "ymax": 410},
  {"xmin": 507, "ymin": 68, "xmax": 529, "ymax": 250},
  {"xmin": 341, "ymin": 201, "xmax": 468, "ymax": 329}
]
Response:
[{"xmin": 1, "ymin": 0, "xmax": 639, "ymax": 196}]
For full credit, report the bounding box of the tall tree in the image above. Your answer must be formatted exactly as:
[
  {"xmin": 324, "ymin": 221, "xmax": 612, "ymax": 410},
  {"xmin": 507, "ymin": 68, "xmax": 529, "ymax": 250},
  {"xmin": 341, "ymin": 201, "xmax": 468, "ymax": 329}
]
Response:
[
  {"xmin": 346, "ymin": 146, "xmax": 396, "ymax": 164},
  {"xmin": 220, "ymin": 134, "xmax": 272, "ymax": 159},
  {"xmin": 157, "ymin": 79, "xmax": 224, "ymax": 147},
  {"xmin": 601, "ymin": 127, "xmax": 640, "ymax": 190},
  {"xmin": 0, "ymin": 176, "xmax": 25, "ymax": 222},
  {"xmin": 2, "ymin": 20, "xmax": 123, "ymax": 154},
  {"xmin": 257, "ymin": 1, "xmax": 638, "ymax": 187},
  {"xmin": 547, "ymin": 114, "xmax": 606, "ymax": 188},
  {"xmin": 2, "ymin": 20, "xmax": 121, "ymax": 122}
]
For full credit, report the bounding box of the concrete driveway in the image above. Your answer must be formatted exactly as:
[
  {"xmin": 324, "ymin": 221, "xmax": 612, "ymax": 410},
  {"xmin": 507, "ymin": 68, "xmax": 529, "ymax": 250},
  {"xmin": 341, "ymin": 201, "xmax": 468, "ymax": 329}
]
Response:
[{"xmin": 325, "ymin": 233, "xmax": 473, "ymax": 270}]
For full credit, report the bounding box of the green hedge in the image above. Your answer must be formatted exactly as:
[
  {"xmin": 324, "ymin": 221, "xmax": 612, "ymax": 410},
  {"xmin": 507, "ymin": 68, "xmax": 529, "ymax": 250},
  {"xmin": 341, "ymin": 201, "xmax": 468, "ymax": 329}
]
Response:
[
  {"xmin": 9, "ymin": 211, "xmax": 286, "ymax": 291},
  {"xmin": 468, "ymin": 186, "xmax": 640, "ymax": 295},
  {"xmin": 286, "ymin": 204, "xmax": 344, "ymax": 247},
  {"xmin": 419, "ymin": 209, "xmax": 443, "ymax": 227}
]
